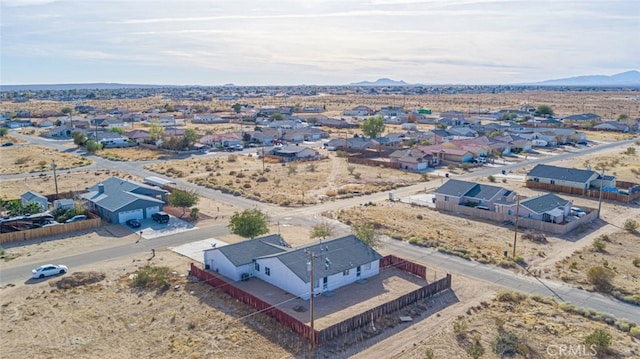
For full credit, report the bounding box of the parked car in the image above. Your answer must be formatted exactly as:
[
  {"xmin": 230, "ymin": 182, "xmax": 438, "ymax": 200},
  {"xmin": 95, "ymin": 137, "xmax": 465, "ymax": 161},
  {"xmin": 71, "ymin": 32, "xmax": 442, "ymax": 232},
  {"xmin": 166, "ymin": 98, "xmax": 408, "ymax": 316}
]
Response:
[
  {"xmin": 1, "ymin": 142, "xmax": 14, "ymax": 147},
  {"xmin": 571, "ymin": 207, "xmax": 586, "ymax": 218},
  {"xmin": 32, "ymin": 264, "xmax": 68, "ymax": 279},
  {"xmin": 126, "ymin": 219, "xmax": 141, "ymax": 228},
  {"xmin": 65, "ymin": 215, "xmax": 87, "ymax": 223},
  {"xmin": 151, "ymin": 211, "xmax": 170, "ymax": 223}
]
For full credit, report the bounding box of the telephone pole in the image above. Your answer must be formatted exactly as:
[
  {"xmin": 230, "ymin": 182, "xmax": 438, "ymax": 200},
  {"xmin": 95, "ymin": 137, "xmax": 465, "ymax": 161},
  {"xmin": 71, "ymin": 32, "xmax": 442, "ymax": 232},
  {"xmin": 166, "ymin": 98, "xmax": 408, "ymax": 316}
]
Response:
[
  {"xmin": 513, "ymin": 195, "xmax": 520, "ymax": 258},
  {"xmin": 308, "ymin": 253, "xmax": 315, "ymax": 346},
  {"xmin": 51, "ymin": 160, "xmax": 59, "ymax": 200}
]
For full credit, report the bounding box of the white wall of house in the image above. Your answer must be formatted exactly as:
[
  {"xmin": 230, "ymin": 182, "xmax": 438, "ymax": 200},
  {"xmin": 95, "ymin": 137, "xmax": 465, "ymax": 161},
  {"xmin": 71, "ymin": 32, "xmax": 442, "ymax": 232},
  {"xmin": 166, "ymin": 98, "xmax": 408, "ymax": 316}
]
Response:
[
  {"xmin": 204, "ymin": 250, "xmax": 246, "ymax": 281},
  {"xmin": 254, "ymin": 257, "xmax": 309, "ymax": 298},
  {"xmin": 527, "ymin": 174, "xmax": 598, "ymax": 189},
  {"xmin": 254, "ymin": 257, "xmax": 380, "ymax": 300}
]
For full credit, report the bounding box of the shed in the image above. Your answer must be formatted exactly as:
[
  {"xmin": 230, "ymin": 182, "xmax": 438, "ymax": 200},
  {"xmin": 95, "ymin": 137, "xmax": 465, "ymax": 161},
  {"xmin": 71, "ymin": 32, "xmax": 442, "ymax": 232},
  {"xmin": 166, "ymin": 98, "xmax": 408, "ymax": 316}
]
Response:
[{"xmin": 144, "ymin": 176, "xmax": 176, "ymax": 188}]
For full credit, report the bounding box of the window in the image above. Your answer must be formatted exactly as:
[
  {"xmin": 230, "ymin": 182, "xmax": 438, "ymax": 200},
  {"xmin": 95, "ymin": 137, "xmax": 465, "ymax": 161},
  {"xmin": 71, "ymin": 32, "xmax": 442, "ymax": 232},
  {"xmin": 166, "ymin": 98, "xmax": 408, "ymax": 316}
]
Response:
[
  {"xmin": 444, "ymin": 196, "xmax": 449, "ymax": 202},
  {"xmin": 265, "ymin": 267, "xmax": 271, "ymax": 276},
  {"xmin": 533, "ymin": 178, "xmax": 539, "ymax": 183},
  {"xmin": 550, "ymin": 180, "xmax": 555, "ymax": 185},
  {"xmin": 343, "ymin": 269, "xmax": 349, "ymax": 276},
  {"xmin": 254, "ymin": 262, "xmax": 260, "ymax": 272}
]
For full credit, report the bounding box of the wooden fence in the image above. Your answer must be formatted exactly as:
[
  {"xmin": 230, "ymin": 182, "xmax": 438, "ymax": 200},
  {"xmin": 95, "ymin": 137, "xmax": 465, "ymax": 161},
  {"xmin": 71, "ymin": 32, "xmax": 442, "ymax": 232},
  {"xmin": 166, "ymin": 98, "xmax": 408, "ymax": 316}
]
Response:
[
  {"xmin": 0, "ymin": 218, "xmax": 102, "ymax": 244},
  {"xmin": 347, "ymin": 157, "xmax": 401, "ymax": 169},
  {"xmin": 526, "ymin": 180, "xmax": 640, "ymax": 203},
  {"xmin": 190, "ymin": 264, "xmax": 316, "ymax": 342},
  {"xmin": 190, "ymin": 255, "xmax": 451, "ymax": 346},
  {"xmin": 380, "ymin": 255, "xmax": 427, "ymax": 278},
  {"xmin": 316, "ymin": 274, "xmax": 451, "ymax": 345}
]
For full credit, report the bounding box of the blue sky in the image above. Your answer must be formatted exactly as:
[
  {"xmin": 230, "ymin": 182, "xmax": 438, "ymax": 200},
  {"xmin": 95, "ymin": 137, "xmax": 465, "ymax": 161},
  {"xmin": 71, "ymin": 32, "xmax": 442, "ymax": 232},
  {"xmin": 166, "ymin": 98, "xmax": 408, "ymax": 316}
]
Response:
[{"xmin": 1, "ymin": 0, "xmax": 638, "ymax": 86}]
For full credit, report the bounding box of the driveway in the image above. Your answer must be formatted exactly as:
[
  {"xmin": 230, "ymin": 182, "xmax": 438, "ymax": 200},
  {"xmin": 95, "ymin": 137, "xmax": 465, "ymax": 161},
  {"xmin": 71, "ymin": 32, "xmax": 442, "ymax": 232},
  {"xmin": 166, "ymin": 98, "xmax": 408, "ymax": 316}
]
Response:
[{"xmin": 122, "ymin": 216, "xmax": 196, "ymax": 239}]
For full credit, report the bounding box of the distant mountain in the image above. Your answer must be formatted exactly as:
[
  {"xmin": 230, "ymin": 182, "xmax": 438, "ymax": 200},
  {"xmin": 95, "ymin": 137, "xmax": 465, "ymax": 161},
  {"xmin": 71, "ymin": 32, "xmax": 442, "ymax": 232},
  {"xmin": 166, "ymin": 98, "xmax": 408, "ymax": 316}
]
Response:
[
  {"xmin": 0, "ymin": 83, "xmax": 175, "ymax": 91},
  {"xmin": 350, "ymin": 78, "xmax": 410, "ymax": 86},
  {"xmin": 531, "ymin": 70, "xmax": 640, "ymax": 87}
]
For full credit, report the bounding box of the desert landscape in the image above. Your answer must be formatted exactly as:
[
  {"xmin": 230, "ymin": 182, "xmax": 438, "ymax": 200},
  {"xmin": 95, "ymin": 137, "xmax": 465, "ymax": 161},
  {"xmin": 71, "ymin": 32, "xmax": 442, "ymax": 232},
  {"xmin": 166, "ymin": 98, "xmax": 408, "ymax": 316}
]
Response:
[{"xmin": 1, "ymin": 91, "xmax": 640, "ymax": 358}]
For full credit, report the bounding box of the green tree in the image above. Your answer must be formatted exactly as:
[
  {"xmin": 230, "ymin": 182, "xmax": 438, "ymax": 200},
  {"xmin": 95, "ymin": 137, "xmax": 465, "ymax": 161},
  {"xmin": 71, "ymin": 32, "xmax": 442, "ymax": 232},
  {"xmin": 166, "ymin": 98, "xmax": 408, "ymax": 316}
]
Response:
[
  {"xmin": 148, "ymin": 119, "xmax": 164, "ymax": 141},
  {"xmin": 61, "ymin": 107, "xmax": 72, "ymax": 115},
  {"xmin": 617, "ymin": 114, "xmax": 629, "ymax": 121},
  {"xmin": 228, "ymin": 208, "xmax": 269, "ymax": 239},
  {"xmin": 352, "ymin": 222, "xmax": 380, "ymax": 248},
  {"xmin": 361, "ymin": 116, "xmax": 385, "ymax": 138},
  {"xmin": 109, "ymin": 127, "xmax": 124, "ymax": 135},
  {"xmin": 0, "ymin": 127, "xmax": 8, "ymax": 137},
  {"xmin": 269, "ymin": 113, "xmax": 284, "ymax": 121},
  {"xmin": 584, "ymin": 328, "xmax": 612, "ymax": 354},
  {"xmin": 23, "ymin": 202, "xmax": 44, "ymax": 214},
  {"xmin": 310, "ymin": 222, "xmax": 333, "ymax": 241},
  {"xmin": 189, "ymin": 207, "xmax": 200, "ymax": 221},
  {"xmin": 4, "ymin": 200, "xmax": 22, "ymax": 216},
  {"xmin": 232, "ymin": 103, "xmax": 242, "ymax": 113},
  {"xmin": 536, "ymin": 105, "xmax": 554, "ymax": 116},
  {"xmin": 72, "ymin": 130, "xmax": 86, "ymax": 145},
  {"xmin": 85, "ymin": 139, "xmax": 102, "ymax": 153},
  {"xmin": 183, "ymin": 128, "xmax": 197, "ymax": 149},
  {"xmin": 168, "ymin": 188, "xmax": 199, "ymax": 217}
]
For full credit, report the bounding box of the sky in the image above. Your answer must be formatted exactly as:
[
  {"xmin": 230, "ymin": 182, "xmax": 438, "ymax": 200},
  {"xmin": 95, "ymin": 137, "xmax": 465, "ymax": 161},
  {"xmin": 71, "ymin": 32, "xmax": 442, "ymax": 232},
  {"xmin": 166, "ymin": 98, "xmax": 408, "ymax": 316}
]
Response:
[{"xmin": 1, "ymin": 0, "xmax": 638, "ymax": 86}]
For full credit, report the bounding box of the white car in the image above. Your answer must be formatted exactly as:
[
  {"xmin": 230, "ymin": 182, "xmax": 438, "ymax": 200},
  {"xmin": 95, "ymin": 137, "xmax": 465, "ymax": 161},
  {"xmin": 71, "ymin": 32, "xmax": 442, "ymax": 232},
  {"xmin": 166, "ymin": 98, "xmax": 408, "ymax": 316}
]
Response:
[
  {"xmin": 571, "ymin": 207, "xmax": 587, "ymax": 218},
  {"xmin": 32, "ymin": 264, "xmax": 68, "ymax": 279}
]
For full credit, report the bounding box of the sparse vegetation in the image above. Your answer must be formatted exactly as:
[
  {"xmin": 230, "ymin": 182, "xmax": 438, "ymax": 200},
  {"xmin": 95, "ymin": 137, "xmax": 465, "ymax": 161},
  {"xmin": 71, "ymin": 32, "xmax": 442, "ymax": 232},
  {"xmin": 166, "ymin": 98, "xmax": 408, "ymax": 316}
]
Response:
[
  {"xmin": 587, "ymin": 266, "xmax": 614, "ymax": 293},
  {"xmin": 131, "ymin": 264, "xmax": 171, "ymax": 291}
]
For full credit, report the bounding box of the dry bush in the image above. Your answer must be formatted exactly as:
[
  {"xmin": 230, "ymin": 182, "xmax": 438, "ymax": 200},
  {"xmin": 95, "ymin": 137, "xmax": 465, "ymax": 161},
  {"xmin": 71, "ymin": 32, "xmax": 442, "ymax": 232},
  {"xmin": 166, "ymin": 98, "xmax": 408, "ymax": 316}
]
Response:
[{"xmin": 52, "ymin": 271, "xmax": 106, "ymax": 290}]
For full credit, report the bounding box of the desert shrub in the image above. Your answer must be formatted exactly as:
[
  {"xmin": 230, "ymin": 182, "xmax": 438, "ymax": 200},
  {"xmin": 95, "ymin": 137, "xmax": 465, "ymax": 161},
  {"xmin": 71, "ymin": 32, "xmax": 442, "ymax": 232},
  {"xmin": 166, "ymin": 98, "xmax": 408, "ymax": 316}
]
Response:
[
  {"xmin": 630, "ymin": 326, "xmax": 640, "ymax": 338},
  {"xmin": 229, "ymin": 170, "xmax": 237, "ymax": 176},
  {"xmin": 633, "ymin": 258, "xmax": 640, "ymax": 268},
  {"xmin": 587, "ymin": 266, "xmax": 614, "ymax": 292},
  {"xmin": 236, "ymin": 172, "xmax": 245, "ymax": 178},
  {"xmin": 584, "ymin": 328, "xmax": 612, "ymax": 353},
  {"xmin": 243, "ymin": 183, "xmax": 251, "ymax": 189},
  {"xmin": 306, "ymin": 163, "xmax": 317, "ymax": 172},
  {"xmin": 496, "ymin": 291, "xmax": 526, "ymax": 303},
  {"xmin": 493, "ymin": 331, "xmax": 520, "ymax": 357},
  {"xmin": 453, "ymin": 319, "xmax": 467, "ymax": 340},
  {"xmin": 592, "ymin": 237, "xmax": 607, "ymax": 252},
  {"xmin": 353, "ymin": 172, "xmax": 361, "ymax": 179},
  {"xmin": 131, "ymin": 264, "xmax": 171, "ymax": 291},
  {"xmin": 14, "ymin": 156, "xmax": 30, "ymax": 165},
  {"xmin": 467, "ymin": 336, "xmax": 485, "ymax": 359},
  {"xmin": 287, "ymin": 164, "xmax": 297, "ymax": 175},
  {"xmin": 227, "ymin": 154, "xmax": 238, "ymax": 162},
  {"xmin": 487, "ymin": 175, "xmax": 496, "ymax": 182},
  {"xmin": 256, "ymin": 176, "xmax": 268, "ymax": 183},
  {"xmin": 325, "ymin": 189, "xmax": 337, "ymax": 197},
  {"xmin": 624, "ymin": 219, "xmax": 638, "ymax": 232},
  {"xmin": 189, "ymin": 207, "xmax": 199, "ymax": 221}
]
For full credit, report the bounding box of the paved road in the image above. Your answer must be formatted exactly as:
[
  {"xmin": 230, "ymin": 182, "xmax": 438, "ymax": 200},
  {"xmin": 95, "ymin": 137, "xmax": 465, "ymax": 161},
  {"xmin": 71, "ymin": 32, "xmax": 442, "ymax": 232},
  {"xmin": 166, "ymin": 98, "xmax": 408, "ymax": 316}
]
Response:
[
  {"xmin": 3, "ymin": 131, "xmax": 640, "ymax": 323},
  {"xmin": 381, "ymin": 237, "xmax": 640, "ymax": 324}
]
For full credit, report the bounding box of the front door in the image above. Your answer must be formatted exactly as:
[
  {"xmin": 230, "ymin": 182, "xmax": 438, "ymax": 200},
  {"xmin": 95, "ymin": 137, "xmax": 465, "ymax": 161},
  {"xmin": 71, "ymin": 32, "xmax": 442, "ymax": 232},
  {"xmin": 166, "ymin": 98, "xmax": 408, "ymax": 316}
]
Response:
[
  {"xmin": 323, "ymin": 277, "xmax": 328, "ymax": 290},
  {"xmin": 357, "ymin": 266, "xmax": 361, "ymax": 279}
]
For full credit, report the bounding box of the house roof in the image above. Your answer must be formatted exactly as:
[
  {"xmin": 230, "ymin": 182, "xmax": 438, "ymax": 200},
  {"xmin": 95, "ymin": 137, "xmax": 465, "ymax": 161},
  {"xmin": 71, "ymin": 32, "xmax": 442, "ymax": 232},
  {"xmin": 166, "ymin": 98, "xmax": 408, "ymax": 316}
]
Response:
[
  {"xmin": 520, "ymin": 193, "xmax": 570, "ymax": 214},
  {"xmin": 435, "ymin": 179, "xmax": 504, "ymax": 200},
  {"xmin": 527, "ymin": 164, "xmax": 597, "ymax": 183},
  {"xmin": 262, "ymin": 235, "xmax": 382, "ymax": 283},
  {"xmin": 211, "ymin": 234, "xmax": 291, "ymax": 267},
  {"xmin": 81, "ymin": 177, "xmax": 166, "ymax": 212},
  {"xmin": 562, "ymin": 113, "xmax": 601, "ymax": 122},
  {"xmin": 21, "ymin": 191, "xmax": 47, "ymax": 201}
]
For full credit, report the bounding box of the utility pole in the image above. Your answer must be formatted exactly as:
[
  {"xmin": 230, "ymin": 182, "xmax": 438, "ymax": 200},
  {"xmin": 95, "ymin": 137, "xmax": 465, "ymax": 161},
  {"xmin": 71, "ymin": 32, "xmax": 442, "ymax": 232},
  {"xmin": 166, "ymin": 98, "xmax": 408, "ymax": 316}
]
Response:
[
  {"xmin": 597, "ymin": 169, "xmax": 605, "ymax": 219},
  {"xmin": 513, "ymin": 195, "xmax": 520, "ymax": 258},
  {"xmin": 308, "ymin": 252, "xmax": 315, "ymax": 347},
  {"xmin": 50, "ymin": 160, "xmax": 59, "ymax": 200}
]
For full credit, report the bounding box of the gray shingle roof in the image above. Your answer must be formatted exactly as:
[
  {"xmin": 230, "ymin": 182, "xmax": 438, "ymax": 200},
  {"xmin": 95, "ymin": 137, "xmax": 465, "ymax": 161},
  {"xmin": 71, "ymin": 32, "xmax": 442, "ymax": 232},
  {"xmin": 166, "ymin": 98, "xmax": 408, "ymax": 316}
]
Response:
[
  {"xmin": 81, "ymin": 177, "xmax": 166, "ymax": 212},
  {"xmin": 435, "ymin": 179, "xmax": 504, "ymax": 200},
  {"xmin": 217, "ymin": 234, "xmax": 290, "ymax": 266},
  {"xmin": 527, "ymin": 164, "xmax": 597, "ymax": 184},
  {"xmin": 265, "ymin": 235, "xmax": 382, "ymax": 283},
  {"xmin": 520, "ymin": 193, "xmax": 570, "ymax": 214}
]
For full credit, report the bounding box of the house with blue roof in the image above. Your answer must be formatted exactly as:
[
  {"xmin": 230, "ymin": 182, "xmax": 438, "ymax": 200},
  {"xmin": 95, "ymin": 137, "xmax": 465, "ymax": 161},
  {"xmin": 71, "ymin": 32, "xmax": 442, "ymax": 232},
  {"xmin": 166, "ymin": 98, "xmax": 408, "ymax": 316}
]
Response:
[
  {"xmin": 203, "ymin": 234, "xmax": 383, "ymax": 300},
  {"xmin": 80, "ymin": 177, "xmax": 168, "ymax": 224}
]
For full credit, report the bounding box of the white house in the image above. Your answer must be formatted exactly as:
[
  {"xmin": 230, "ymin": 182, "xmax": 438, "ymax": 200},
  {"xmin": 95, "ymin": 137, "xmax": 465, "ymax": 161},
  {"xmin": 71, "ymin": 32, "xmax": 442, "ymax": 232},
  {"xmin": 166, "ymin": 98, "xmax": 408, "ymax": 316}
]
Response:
[{"xmin": 203, "ymin": 234, "xmax": 383, "ymax": 300}]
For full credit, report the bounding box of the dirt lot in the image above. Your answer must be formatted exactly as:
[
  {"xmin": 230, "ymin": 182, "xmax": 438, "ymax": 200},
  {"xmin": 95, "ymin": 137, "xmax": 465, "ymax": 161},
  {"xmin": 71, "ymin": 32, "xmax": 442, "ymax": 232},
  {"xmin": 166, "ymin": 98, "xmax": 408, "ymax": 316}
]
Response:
[
  {"xmin": 145, "ymin": 152, "xmax": 423, "ymax": 206},
  {"xmin": 0, "ymin": 145, "xmax": 92, "ymax": 176}
]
